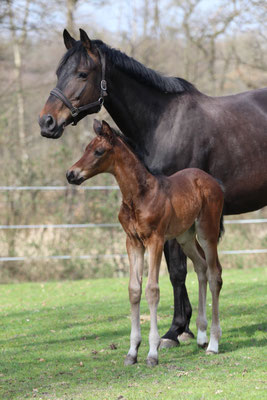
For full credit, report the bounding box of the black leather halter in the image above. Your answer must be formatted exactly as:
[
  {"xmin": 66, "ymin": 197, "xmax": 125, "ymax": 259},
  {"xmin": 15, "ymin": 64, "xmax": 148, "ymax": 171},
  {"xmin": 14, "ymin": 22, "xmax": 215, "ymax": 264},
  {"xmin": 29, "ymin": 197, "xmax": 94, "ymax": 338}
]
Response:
[{"xmin": 50, "ymin": 48, "xmax": 107, "ymax": 126}]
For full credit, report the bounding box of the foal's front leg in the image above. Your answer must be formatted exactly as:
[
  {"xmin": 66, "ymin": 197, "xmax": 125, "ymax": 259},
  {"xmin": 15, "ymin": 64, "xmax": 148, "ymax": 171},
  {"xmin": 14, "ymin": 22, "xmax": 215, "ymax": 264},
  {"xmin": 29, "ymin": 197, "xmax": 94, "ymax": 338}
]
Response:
[
  {"xmin": 125, "ymin": 236, "xmax": 145, "ymax": 366},
  {"xmin": 146, "ymin": 236, "xmax": 164, "ymax": 366}
]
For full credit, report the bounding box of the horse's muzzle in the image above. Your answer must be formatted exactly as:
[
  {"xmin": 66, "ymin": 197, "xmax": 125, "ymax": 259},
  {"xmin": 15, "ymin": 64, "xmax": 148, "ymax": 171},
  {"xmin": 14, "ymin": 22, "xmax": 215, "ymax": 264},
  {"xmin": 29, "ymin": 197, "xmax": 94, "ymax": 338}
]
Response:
[{"xmin": 39, "ymin": 114, "xmax": 64, "ymax": 139}]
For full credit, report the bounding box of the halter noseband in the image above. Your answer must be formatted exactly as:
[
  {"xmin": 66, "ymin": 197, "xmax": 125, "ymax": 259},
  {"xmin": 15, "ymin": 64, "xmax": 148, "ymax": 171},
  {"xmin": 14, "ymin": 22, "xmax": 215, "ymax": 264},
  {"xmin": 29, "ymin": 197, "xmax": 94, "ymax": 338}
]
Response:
[{"xmin": 50, "ymin": 48, "xmax": 107, "ymax": 126}]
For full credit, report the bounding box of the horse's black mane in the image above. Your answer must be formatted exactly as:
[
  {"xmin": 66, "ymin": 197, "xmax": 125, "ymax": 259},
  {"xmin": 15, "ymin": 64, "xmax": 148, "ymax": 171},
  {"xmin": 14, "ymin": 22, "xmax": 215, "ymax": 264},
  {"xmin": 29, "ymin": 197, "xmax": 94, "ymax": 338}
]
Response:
[{"xmin": 57, "ymin": 40, "xmax": 196, "ymax": 94}]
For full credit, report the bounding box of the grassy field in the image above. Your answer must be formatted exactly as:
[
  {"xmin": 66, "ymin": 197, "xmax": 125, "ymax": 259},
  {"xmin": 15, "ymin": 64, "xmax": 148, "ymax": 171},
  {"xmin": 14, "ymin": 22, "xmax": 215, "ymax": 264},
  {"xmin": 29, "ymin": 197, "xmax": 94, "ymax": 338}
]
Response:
[{"xmin": 0, "ymin": 267, "xmax": 266, "ymax": 400}]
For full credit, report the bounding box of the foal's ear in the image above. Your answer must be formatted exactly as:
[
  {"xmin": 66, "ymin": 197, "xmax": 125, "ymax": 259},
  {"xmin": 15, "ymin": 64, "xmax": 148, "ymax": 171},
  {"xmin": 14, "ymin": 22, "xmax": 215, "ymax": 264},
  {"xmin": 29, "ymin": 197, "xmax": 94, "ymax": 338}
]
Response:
[
  {"xmin": 63, "ymin": 29, "xmax": 76, "ymax": 49},
  {"xmin": 101, "ymin": 120, "xmax": 114, "ymax": 144},
  {"xmin": 93, "ymin": 119, "xmax": 102, "ymax": 135},
  {"xmin": 79, "ymin": 28, "xmax": 92, "ymax": 50}
]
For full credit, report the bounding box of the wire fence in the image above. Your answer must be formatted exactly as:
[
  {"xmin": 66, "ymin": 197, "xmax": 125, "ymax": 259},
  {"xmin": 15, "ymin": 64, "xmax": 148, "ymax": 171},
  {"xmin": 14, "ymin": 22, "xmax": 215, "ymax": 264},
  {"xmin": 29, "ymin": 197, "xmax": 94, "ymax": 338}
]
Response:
[{"xmin": 1, "ymin": 186, "xmax": 267, "ymax": 263}]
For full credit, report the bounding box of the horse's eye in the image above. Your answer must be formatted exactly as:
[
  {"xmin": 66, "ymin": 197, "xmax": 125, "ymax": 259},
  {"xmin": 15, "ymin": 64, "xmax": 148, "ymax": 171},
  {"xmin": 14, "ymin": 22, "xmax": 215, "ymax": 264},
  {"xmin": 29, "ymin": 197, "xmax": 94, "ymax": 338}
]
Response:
[
  {"xmin": 78, "ymin": 72, "xmax": 88, "ymax": 79},
  {"xmin": 94, "ymin": 148, "xmax": 105, "ymax": 157}
]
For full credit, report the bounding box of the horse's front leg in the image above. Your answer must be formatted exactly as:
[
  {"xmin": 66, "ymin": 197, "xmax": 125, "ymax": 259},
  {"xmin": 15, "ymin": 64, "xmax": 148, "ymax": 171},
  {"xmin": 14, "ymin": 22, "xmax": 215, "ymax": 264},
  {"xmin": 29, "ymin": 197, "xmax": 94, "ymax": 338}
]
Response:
[
  {"xmin": 160, "ymin": 239, "xmax": 194, "ymax": 348},
  {"xmin": 146, "ymin": 236, "xmax": 164, "ymax": 366},
  {"xmin": 124, "ymin": 236, "xmax": 145, "ymax": 366}
]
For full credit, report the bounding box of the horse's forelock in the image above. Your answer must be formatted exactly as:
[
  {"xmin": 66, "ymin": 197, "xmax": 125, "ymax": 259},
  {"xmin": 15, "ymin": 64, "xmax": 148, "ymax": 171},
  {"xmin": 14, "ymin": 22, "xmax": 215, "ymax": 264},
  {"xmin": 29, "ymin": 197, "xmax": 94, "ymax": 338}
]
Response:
[{"xmin": 56, "ymin": 41, "xmax": 91, "ymax": 77}]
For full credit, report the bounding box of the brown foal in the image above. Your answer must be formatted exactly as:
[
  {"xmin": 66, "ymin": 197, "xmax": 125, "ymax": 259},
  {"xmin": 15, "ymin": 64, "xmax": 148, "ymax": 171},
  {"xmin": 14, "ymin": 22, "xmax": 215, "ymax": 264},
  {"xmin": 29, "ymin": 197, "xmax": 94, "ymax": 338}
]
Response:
[{"xmin": 67, "ymin": 120, "xmax": 224, "ymax": 366}]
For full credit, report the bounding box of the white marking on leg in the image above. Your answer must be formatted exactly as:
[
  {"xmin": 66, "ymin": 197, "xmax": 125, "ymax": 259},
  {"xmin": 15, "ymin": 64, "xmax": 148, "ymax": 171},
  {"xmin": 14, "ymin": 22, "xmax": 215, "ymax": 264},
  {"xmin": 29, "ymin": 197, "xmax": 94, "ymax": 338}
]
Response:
[
  {"xmin": 125, "ymin": 238, "xmax": 144, "ymax": 365},
  {"xmin": 146, "ymin": 238, "xmax": 163, "ymax": 366},
  {"xmin": 197, "ymin": 329, "xmax": 208, "ymax": 347}
]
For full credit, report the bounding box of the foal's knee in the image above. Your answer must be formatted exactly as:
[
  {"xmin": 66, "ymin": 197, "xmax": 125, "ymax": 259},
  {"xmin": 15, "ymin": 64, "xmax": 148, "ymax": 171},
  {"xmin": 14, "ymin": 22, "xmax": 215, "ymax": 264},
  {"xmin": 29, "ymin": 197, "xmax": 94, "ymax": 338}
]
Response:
[
  {"xmin": 129, "ymin": 284, "xmax": 142, "ymax": 304},
  {"xmin": 145, "ymin": 283, "xmax": 160, "ymax": 305}
]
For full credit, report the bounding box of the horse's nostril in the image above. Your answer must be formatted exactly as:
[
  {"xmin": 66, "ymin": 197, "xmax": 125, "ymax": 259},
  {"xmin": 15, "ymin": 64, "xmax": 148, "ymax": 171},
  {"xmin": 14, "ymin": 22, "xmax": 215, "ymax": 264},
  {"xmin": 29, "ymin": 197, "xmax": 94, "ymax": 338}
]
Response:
[
  {"xmin": 39, "ymin": 114, "xmax": 56, "ymax": 132},
  {"xmin": 45, "ymin": 114, "xmax": 56, "ymax": 130}
]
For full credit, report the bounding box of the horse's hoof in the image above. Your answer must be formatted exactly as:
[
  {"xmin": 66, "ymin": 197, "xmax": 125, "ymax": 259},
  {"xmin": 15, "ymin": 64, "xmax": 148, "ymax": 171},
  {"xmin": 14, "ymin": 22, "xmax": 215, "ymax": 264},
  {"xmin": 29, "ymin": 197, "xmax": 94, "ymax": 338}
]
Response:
[
  {"xmin": 178, "ymin": 331, "xmax": 194, "ymax": 342},
  {"xmin": 124, "ymin": 355, "xmax": 137, "ymax": 365},
  {"xmin": 146, "ymin": 357, "xmax": 158, "ymax": 367},
  {"xmin": 159, "ymin": 338, "xmax": 179, "ymax": 349},
  {"xmin": 206, "ymin": 350, "xmax": 218, "ymax": 355}
]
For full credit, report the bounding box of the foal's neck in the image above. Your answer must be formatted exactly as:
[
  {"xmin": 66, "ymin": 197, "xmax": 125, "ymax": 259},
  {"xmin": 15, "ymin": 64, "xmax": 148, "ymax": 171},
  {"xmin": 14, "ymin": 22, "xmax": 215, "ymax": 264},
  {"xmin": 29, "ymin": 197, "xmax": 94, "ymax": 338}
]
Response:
[{"xmin": 112, "ymin": 139, "xmax": 156, "ymax": 206}]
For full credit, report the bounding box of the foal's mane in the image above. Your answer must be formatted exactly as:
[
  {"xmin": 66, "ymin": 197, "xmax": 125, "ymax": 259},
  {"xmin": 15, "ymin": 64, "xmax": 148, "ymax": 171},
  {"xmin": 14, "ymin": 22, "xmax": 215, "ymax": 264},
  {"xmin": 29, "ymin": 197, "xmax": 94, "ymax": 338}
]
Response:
[
  {"xmin": 57, "ymin": 40, "xmax": 196, "ymax": 94},
  {"xmin": 110, "ymin": 126, "xmax": 147, "ymax": 164}
]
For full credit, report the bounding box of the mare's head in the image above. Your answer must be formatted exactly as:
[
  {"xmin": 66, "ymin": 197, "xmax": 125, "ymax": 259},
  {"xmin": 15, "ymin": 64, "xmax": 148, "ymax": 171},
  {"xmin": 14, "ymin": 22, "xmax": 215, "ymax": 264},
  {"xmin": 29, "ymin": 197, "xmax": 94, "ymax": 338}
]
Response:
[
  {"xmin": 66, "ymin": 120, "xmax": 116, "ymax": 185},
  {"xmin": 39, "ymin": 29, "xmax": 104, "ymax": 139}
]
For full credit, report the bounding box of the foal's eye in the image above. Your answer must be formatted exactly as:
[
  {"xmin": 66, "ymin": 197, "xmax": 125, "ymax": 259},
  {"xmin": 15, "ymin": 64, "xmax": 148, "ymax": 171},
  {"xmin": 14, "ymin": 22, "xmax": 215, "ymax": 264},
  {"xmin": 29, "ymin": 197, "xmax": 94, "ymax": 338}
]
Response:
[
  {"xmin": 94, "ymin": 149, "xmax": 105, "ymax": 157},
  {"xmin": 78, "ymin": 72, "xmax": 88, "ymax": 79}
]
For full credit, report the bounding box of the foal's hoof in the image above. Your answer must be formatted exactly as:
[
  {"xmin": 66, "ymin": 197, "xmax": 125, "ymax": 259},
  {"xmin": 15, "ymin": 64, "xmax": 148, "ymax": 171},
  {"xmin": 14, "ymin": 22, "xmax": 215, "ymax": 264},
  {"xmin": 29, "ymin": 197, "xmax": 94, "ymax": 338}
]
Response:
[
  {"xmin": 198, "ymin": 342, "xmax": 208, "ymax": 349},
  {"xmin": 206, "ymin": 350, "xmax": 218, "ymax": 355},
  {"xmin": 178, "ymin": 331, "xmax": 194, "ymax": 343},
  {"xmin": 124, "ymin": 355, "xmax": 137, "ymax": 366},
  {"xmin": 159, "ymin": 338, "xmax": 179, "ymax": 349},
  {"xmin": 146, "ymin": 357, "xmax": 158, "ymax": 367}
]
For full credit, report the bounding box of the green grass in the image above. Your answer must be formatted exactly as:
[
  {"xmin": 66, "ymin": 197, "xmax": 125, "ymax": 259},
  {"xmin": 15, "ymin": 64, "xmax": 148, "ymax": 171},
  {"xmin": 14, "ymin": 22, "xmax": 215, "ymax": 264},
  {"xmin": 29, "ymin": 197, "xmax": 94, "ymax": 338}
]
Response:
[{"xmin": 0, "ymin": 267, "xmax": 266, "ymax": 400}]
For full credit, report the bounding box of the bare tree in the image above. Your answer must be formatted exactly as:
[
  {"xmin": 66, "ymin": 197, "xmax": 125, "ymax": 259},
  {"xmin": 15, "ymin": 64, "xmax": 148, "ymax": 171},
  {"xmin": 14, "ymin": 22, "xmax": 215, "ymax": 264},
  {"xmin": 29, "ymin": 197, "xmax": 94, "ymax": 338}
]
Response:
[
  {"xmin": 67, "ymin": 0, "xmax": 79, "ymax": 35},
  {"xmin": 7, "ymin": 0, "xmax": 31, "ymax": 166}
]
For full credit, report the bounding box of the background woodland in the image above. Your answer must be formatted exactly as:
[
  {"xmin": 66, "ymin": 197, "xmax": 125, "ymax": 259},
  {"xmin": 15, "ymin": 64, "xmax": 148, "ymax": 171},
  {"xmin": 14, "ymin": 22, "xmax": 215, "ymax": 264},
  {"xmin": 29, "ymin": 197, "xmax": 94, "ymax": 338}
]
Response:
[{"xmin": 0, "ymin": 0, "xmax": 266, "ymax": 281}]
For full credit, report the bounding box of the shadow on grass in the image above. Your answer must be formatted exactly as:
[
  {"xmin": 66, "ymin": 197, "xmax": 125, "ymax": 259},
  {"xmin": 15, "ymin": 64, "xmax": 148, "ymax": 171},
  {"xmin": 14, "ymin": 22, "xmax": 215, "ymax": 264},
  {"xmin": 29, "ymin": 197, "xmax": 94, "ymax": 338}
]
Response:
[{"xmin": 0, "ymin": 272, "xmax": 266, "ymax": 399}]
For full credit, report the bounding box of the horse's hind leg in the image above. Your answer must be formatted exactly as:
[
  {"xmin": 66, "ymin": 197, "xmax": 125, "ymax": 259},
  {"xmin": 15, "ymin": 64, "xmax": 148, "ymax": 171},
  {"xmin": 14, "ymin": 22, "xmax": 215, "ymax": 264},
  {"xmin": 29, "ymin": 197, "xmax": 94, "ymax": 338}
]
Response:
[
  {"xmin": 125, "ymin": 236, "xmax": 145, "ymax": 366},
  {"xmin": 177, "ymin": 229, "xmax": 208, "ymax": 348},
  {"xmin": 160, "ymin": 240, "xmax": 193, "ymax": 348}
]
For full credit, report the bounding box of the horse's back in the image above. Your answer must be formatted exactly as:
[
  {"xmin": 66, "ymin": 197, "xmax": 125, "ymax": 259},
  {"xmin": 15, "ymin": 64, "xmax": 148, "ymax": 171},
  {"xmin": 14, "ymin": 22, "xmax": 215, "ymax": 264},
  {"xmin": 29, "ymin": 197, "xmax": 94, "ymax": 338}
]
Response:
[{"xmin": 214, "ymin": 87, "xmax": 267, "ymax": 122}]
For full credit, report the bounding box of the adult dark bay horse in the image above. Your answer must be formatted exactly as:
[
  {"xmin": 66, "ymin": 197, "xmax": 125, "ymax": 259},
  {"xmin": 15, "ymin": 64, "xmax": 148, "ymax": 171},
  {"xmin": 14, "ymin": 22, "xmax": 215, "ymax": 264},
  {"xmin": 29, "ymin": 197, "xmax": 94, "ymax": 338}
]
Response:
[{"xmin": 39, "ymin": 29, "xmax": 267, "ymax": 348}]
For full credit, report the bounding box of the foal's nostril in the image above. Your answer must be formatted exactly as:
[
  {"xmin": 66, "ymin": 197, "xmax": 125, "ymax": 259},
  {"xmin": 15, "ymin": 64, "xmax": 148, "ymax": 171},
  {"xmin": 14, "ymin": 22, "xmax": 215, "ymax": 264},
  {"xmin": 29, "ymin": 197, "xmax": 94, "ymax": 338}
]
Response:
[{"xmin": 66, "ymin": 170, "xmax": 74, "ymax": 182}]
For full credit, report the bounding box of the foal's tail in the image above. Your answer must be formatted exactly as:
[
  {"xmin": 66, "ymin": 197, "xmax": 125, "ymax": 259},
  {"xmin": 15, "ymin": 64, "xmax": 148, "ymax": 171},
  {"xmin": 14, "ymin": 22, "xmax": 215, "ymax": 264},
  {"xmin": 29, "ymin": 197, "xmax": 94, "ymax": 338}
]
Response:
[
  {"xmin": 218, "ymin": 213, "xmax": 224, "ymax": 242},
  {"xmin": 216, "ymin": 178, "xmax": 225, "ymax": 242}
]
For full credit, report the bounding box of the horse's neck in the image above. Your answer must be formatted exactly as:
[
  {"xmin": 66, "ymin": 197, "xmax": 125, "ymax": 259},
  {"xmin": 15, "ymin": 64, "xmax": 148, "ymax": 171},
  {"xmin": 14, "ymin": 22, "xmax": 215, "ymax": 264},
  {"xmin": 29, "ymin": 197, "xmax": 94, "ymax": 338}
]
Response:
[
  {"xmin": 104, "ymin": 68, "xmax": 169, "ymax": 145},
  {"xmin": 112, "ymin": 140, "xmax": 156, "ymax": 206}
]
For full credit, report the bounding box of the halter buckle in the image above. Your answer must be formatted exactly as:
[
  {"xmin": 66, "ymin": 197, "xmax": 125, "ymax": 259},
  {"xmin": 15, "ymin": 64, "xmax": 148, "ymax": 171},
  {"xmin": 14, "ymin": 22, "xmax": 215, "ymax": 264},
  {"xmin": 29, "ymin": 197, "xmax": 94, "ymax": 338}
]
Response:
[
  {"xmin": 71, "ymin": 108, "xmax": 79, "ymax": 117},
  {"xmin": 101, "ymin": 80, "xmax": 107, "ymax": 92}
]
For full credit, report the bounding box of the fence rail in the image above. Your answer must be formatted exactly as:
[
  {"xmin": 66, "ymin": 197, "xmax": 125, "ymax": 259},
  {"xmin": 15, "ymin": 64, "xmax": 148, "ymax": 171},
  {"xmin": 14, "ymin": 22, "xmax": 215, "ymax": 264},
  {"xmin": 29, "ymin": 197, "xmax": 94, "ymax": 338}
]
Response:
[
  {"xmin": 0, "ymin": 185, "xmax": 119, "ymax": 191},
  {"xmin": 1, "ymin": 249, "xmax": 267, "ymax": 263},
  {"xmin": 1, "ymin": 186, "xmax": 266, "ymax": 263},
  {"xmin": 0, "ymin": 219, "xmax": 267, "ymax": 230}
]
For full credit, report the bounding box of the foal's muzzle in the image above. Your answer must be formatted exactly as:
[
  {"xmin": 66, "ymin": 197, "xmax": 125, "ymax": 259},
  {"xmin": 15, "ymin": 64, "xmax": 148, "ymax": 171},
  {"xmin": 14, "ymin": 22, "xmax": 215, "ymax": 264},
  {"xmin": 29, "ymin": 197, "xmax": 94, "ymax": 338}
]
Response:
[
  {"xmin": 39, "ymin": 114, "xmax": 64, "ymax": 139},
  {"xmin": 66, "ymin": 170, "xmax": 85, "ymax": 185}
]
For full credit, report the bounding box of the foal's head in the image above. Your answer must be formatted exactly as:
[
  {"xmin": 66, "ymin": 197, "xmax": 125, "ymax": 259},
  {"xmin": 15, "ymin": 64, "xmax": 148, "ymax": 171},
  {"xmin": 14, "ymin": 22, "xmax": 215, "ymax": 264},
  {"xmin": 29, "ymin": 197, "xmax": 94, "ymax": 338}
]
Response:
[{"xmin": 66, "ymin": 120, "xmax": 116, "ymax": 185}]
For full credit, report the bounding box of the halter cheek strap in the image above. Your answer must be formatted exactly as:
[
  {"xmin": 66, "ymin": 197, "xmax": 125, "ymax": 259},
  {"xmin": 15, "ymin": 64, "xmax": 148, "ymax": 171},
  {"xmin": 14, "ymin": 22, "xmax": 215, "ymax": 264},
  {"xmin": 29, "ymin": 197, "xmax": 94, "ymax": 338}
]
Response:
[{"xmin": 50, "ymin": 48, "xmax": 107, "ymax": 126}]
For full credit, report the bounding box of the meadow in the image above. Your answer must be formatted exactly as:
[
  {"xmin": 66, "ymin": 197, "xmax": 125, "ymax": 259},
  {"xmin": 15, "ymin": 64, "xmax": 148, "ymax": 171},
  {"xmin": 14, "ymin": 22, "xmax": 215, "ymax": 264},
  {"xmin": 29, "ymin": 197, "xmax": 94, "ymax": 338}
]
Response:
[{"xmin": 0, "ymin": 266, "xmax": 266, "ymax": 400}]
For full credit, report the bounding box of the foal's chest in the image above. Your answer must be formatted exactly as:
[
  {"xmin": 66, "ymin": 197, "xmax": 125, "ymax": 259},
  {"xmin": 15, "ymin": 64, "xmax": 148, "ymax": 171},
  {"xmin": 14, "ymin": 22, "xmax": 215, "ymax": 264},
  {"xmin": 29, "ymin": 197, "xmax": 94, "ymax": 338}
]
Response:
[{"xmin": 118, "ymin": 201, "xmax": 155, "ymax": 244}]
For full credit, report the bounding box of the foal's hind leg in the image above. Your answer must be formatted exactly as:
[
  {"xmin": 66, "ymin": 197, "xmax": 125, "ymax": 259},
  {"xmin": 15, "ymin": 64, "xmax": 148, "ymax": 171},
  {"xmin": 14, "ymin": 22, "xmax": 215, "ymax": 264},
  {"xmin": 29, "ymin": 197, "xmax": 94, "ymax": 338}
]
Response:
[
  {"xmin": 177, "ymin": 229, "xmax": 209, "ymax": 348},
  {"xmin": 125, "ymin": 236, "xmax": 145, "ymax": 365},
  {"xmin": 197, "ymin": 225, "xmax": 223, "ymax": 354},
  {"xmin": 146, "ymin": 236, "xmax": 164, "ymax": 366}
]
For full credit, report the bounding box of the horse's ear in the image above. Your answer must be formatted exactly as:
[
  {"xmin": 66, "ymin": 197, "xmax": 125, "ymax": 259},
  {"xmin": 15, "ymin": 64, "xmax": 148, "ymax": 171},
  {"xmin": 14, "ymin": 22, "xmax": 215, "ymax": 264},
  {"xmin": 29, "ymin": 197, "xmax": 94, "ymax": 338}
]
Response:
[
  {"xmin": 93, "ymin": 119, "xmax": 102, "ymax": 135},
  {"xmin": 79, "ymin": 28, "xmax": 92, "ymax": 50},
  {"xmin": 101, "ymin": 120, "xmax": 114, "ymax": 144},
  {"xmin": 63, "ymin": 29, "xmax": 76, "ymax": 49}
]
